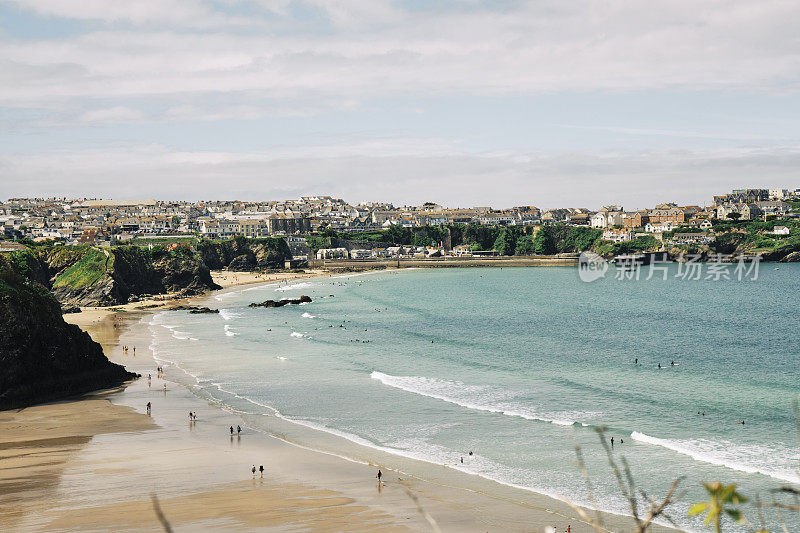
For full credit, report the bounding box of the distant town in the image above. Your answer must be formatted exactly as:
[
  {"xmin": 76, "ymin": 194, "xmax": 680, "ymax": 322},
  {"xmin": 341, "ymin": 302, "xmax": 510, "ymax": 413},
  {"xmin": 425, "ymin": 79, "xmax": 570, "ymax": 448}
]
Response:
[{"xmin": 2, "ymin": 188, "xmax": 799, "ymax": 260}]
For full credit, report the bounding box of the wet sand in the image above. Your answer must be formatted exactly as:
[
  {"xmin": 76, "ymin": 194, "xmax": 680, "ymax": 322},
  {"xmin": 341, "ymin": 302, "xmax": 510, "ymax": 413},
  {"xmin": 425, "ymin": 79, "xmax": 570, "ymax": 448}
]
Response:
[{"xmin": 1, "ymin": 278, "xmax": 678, "ymax": 532}]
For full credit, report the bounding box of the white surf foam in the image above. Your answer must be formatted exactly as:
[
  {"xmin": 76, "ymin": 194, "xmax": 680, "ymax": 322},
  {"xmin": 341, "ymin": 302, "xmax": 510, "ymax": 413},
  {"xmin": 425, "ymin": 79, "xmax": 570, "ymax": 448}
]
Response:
[
  {"xmin": 214, "ymin": 291, "xmax": 238, "ymax": 301},
  {"xmin": 370, "ymin": 371, "xmax": 584, "ymax": 427},
  {"xmin": 275, "ymin": 281, "xmax": 314, "ymax": 292},
  {"xmin": 224, "ymin": 324, "xmax": 238, "ymax": 337},
  {"xmin": 290, "ymin": 331, "xmax": 305, "ymax": 338},
  {"xmin": 631, "ymin": 432, "xmax": 800, "ymax": 484},
  {"xmin": 301, "ymin": 312, "xmax": 315, "ymax": 318},
  {"xmin": 219, "ymin": 308, "xmax": 242, "ymax": 321},
  {"xmin": 276, "ymin": 356, "xmax": 287, "ymax": 361}
]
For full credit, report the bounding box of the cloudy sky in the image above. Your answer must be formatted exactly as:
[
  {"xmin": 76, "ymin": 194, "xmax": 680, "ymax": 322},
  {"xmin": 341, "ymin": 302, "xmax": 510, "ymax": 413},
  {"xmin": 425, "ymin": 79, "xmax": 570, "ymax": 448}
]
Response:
[{"xmin": 1, "ymin": 0, "xmax": 799, "ymax": 208}]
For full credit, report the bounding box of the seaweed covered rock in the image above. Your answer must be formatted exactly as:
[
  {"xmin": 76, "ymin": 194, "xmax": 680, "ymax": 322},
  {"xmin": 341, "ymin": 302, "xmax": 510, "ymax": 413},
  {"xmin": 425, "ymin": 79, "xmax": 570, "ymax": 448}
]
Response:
[
  {"xmin": 249, "ymin": 295, "xmax": 312, "ymax": 308},
  {"xmin": 169, "ymin": 305, "xmax": 219, "ymax": 314},
  {"xmin": 0, "ymin": 256, "xmax": 137, "ymax": 410}
]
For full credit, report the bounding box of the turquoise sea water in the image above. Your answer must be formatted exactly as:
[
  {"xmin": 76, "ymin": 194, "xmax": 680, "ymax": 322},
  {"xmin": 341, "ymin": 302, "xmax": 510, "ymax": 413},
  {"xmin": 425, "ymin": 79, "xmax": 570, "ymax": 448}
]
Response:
[{"xmin": 147, "ymin": 266, "xmax": 800, "ymax": 531}]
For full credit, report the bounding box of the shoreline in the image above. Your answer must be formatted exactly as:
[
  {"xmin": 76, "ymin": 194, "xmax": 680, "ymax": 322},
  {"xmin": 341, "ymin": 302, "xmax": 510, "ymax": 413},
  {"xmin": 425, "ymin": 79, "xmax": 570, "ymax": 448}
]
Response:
[{"xmin": 2, "ymin": 269, "xmax": 679, "ymax": 532}]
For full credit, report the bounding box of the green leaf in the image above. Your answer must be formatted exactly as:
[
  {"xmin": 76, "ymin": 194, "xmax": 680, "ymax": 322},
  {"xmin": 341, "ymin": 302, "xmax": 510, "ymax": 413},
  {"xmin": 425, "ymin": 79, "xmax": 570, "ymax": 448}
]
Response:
[
  {"xmin": 726, "ymin": 509, "xmax": 743, "ymax": 522},
  {"xmin": 688, "ymin": 502, "xmax": 708, "ymax": 516}
]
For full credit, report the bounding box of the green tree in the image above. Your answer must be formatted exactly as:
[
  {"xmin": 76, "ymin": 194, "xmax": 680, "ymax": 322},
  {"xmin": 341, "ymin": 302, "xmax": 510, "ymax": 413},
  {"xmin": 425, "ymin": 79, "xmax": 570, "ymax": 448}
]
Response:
[{"xmin": 727, "ymin": 213, "xmax": 742, "ymax": 221}]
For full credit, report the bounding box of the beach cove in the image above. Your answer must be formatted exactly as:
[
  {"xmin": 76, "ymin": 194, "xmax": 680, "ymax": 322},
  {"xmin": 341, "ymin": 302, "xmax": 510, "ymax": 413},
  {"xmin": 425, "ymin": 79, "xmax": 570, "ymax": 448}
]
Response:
[{"xmin": 0, "ymin": 268, "xmax": 652, "ymax": 533}]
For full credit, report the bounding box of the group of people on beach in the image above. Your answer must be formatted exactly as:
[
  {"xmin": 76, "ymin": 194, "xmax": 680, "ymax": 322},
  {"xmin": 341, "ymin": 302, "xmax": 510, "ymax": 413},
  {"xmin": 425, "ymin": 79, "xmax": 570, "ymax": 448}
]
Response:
[
  {"xmin": 122, "ymin": 345, "xmax": 134, "ymax": 355},
  {"xmin": 230, "ymin": 425, "xmax": 242, "ymax": 436}
]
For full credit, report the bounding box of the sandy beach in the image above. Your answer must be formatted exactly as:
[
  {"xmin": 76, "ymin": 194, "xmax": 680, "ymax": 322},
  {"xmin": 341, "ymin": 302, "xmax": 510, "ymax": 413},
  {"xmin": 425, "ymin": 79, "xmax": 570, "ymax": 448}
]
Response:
[{"xmin": 0, "ymin": 273, "xmax": 677, "ymax": 532}]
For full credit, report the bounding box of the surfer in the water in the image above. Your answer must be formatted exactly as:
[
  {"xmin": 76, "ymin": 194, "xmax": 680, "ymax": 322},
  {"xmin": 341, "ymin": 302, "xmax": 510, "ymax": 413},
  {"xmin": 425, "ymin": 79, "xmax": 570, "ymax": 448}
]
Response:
[
  {"xmin": 634, "ymin": 358, "xmax": 638, "ymax": 364},
  {"xmin": 671, "ymin": 360, "xmax": 675, "ymax": 366},
  {"xmin": 657, "ymin": 363, "xmax": 661, "ymax": 369}
]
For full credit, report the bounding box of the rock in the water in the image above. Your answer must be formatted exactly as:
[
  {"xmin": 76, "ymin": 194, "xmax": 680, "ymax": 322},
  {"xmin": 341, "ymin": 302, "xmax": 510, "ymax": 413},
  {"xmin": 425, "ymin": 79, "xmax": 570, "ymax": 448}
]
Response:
[
  {"xmin": 779, "ymin": 251, "xmax": 800, "ymax": 262},
  {"xmin": 249, "ymin": 295, "xmax": 312, "ymax": 308},
  {"xmin": 168, "ymin": 305, "xmax": 220, "ymax": 314}
]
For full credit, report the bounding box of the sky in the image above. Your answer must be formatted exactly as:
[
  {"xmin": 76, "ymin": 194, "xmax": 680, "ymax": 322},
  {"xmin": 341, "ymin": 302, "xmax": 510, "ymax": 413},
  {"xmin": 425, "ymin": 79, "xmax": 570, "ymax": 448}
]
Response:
[{"xmin": 1, "ymin": 0, "xmax": 799, "ymax": 209}]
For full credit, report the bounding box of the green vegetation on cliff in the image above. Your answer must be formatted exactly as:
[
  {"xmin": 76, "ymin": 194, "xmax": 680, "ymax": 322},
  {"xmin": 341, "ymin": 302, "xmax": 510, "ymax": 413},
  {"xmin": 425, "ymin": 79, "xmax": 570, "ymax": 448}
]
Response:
[
  {"xmin": 51, "ymin": 247, "xmax": 111, "ymax": 289},
  {"xmin": 532, "ymin": 225, "xmax": 603, "ymax": 255}
]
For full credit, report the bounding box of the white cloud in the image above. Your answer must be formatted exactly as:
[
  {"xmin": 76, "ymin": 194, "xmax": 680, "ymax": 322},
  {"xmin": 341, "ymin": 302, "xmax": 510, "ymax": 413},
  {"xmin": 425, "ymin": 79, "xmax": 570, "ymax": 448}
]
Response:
[
  {"xmin": 1, "ymin": 0, "xmax": 799, "ymax": 109},
  {"xmin": 2, "ymin": 142, "xmax": 798, "ymax": 207},
  {"xmin": 79, "ymin": 106, "xmax": 144, "ymax": 123}
]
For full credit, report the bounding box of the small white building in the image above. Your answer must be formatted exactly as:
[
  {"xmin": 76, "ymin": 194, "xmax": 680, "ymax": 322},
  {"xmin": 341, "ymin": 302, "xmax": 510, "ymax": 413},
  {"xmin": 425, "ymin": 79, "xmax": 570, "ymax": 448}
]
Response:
[
  {"xmin": 602, "ymin": 229, "xmax": 634, "ymax": 242},
  {"xmin": 645, "ymin": 221, "xmax": 679, "ymax": 233},
  {"xmin": 349, "ymin": 249, "xmax": 372, "ymax": 259},
  {"xmin": 316, "ymin": 247, "xmax": 348, "ymax": 260},
  {"xmin": 770, "ymin": 226, "xmax": 790, "ymax": 235}
]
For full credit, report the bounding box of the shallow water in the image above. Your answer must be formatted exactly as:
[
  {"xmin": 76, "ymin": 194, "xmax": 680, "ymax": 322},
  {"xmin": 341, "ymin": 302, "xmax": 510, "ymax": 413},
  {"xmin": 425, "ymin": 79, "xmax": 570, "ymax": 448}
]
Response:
[{"xmin": 147, "ymin": 266, "xmax": 800, "ymax": 532}]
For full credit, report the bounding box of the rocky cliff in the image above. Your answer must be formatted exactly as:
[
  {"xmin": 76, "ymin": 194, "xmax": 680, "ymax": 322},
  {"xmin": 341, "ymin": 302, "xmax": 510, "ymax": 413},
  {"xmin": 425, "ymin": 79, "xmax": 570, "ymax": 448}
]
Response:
[
  {"xmin": 0, "ymin": 256, "xmax": 137, "ymax": 410},
  {"xmin": 5, "ymin": 245, "xmax": 220, "ymax": 307},
  {"xmin": 197, "ymin": 237, "xmax": 292, "ymax": 271}
]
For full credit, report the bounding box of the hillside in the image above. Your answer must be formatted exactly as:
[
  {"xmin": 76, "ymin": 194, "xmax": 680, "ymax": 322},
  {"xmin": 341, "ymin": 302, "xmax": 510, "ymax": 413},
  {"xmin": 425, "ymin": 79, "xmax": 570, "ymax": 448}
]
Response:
[{"xmin": 0, "ymin": 255, "xmax": 136, "ymax": 409}]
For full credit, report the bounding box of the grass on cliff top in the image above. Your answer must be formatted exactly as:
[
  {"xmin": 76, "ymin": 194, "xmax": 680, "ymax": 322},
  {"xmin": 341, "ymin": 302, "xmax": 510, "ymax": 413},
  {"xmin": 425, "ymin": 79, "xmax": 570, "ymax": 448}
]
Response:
[{"xmin": 52, "ymin": 247, "xmax": 111, "ymax": 289}]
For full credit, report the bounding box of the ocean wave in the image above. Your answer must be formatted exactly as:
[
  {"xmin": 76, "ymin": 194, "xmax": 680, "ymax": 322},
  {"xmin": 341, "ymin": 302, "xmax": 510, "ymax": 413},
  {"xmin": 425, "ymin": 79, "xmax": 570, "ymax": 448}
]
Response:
[
  {"xmin": 224, "ymin": 325, "xmax": 238, "ymax": 337},
  {"xmin": 370, "ymin": 371, "xmax": 585, "ymax": 427},
  {"xmin": 219, "ymin": 308, "xmax": 242, "ymax": 321},
  {"xmin": 275, "ymin": 281, "xmax": 314, "ymax": 292},
  {"xmin": 301, "ymin": 312, "xmax": 315, "ymax": 318},
  {"xmin": 214, "ymin": 291, "xmax": 238, "ymax": 301},
  {"xmin": 272, "ymin": 416, "xmax": 634, "ymax": 520},
  {"xmin": 171, "ymin": 330, "xmax": 191, "ymax": 340},
  {"xmin": 631, "ymin": 432, "xmax": 800, "ymax": 484},
  {"xmin": 290, "ymin": 331, "xmax": 305, "ymax": 338},
  {"xmin": 276, "ymin": 356, "xmax": 287, "ymax": 361}
]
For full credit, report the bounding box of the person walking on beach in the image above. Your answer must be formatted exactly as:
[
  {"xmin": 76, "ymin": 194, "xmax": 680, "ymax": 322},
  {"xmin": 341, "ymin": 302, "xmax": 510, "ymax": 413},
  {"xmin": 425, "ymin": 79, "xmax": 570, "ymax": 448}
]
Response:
[
  {"xmin": 146, "ymin": 402, "xmax": 151, "ymax": 414},
  {"xmin": 376, "ymin": 470, "xmax": 382, "ymax": 484},
  {"xmin": 237, "ymin": 425, "xmax": 242, "ymax": 436},
  {"xmin": 230, "ymin": 426, "xmax": 234, "ymax": 436},
  {"xmin": 259, "ymin": 465, "xmax": 264, "ymax": 478},
  {"xmin": 610, "ymin": 437, "xmax": 614, "ymax": 448},
  {"xmin": 252, "ymin": 465, "xmax": 256, "ymax": 478}
]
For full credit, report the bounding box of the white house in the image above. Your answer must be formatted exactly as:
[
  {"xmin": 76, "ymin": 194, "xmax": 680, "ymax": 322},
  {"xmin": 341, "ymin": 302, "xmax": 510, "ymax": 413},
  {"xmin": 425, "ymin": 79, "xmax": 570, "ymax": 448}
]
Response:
[
  {"xmin": 645, "ymin": 221, "xmax": 679, "ymax": 233},
  {"xmin": 591, "ymin": 206, "xmax": 624, "ymax": 228},
  {"xmin": 770, "ymin": 226, "xmax": 790, "ymax": 235}
]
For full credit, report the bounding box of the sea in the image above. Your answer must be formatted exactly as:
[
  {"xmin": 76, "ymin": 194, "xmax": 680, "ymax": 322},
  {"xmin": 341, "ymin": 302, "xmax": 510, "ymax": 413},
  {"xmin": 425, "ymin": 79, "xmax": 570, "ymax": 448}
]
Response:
[{"xmin": 145, "ymin": 265, "xmax": 800, "ymax": 532}]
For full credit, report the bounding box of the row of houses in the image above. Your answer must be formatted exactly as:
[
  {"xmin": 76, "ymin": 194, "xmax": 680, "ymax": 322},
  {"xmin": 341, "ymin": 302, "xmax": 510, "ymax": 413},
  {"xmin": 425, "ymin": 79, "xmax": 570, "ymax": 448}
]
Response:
[{"xmin": 2, "ymin": 188, "xmax": 797, "ymax": 244}]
